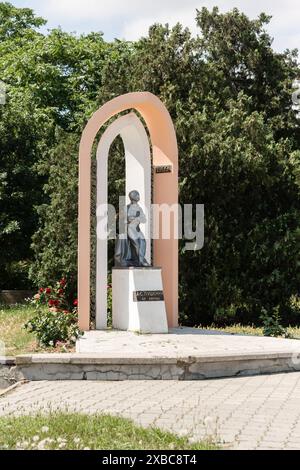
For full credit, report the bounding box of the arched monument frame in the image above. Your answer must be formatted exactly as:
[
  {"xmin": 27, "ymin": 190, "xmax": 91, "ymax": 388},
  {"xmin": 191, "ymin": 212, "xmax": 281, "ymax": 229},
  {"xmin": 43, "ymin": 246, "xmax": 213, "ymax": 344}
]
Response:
[{"xmin": 78, "ymin": 92, "xmax": 178, "ymax": 331}]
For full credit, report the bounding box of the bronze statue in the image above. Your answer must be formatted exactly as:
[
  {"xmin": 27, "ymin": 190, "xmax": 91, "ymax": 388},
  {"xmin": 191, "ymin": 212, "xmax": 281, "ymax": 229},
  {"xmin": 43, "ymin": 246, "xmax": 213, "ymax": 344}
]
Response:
[{"xmin": 114, "ymin": 190, "xmax": 150, "ymax": 268}]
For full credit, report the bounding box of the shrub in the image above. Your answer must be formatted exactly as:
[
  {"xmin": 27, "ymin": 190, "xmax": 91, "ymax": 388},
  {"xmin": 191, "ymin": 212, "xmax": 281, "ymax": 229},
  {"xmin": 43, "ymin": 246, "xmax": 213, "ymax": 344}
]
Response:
[
  {"xmin": 260, "ymin": 307, "xmax": 289, "ymax": 338},
  {"xmin": 26, "ymin": 277, "xmax": 81, "ymax": 347},
  {"xmin": 33, "ymin": 277, "xmax": 76, "ymax": 313},
  {"xmin": 25, "ymin": 309, "xmax": 81, "ymax": 348}
]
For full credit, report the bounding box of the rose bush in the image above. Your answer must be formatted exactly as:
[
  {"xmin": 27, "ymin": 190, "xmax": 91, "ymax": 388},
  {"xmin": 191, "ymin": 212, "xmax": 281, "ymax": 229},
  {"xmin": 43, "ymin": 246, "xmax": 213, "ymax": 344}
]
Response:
[
  {"xmin": 25, "ymin": 278, "xmax": 81, "ymax": 347},
  {"xmin": 33, "ymin": 278, "xmax": 75, "ymax": 311},
  {"xmin": 25, "ymin": 309, "xmax": 81, "ymax": 348}
]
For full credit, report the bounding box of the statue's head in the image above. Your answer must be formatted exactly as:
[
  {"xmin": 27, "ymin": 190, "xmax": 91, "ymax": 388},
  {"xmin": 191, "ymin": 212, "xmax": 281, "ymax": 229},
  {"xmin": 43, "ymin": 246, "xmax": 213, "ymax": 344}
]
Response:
[{"xmin": 129, "ymin": 190, "xmax": 140, "ymax": 203}]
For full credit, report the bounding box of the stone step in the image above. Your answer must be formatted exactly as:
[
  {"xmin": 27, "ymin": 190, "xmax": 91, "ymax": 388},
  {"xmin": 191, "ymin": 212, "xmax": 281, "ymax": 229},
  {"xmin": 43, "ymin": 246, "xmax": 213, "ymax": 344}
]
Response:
[{"xmin": 14, "ymin": 350, "xmax": 300, "ymax": 381}]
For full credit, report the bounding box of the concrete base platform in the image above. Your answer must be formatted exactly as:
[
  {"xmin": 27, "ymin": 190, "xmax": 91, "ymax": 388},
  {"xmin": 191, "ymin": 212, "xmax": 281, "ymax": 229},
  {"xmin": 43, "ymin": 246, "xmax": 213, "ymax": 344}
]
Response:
[{"xmin": 13, "ymin": 328, "xmax": 300, "ymax": 381}]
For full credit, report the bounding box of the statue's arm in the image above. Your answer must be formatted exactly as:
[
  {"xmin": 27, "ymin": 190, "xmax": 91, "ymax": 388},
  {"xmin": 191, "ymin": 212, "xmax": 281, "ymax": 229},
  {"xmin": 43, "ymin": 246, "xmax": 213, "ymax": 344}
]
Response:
[
  {"xmin": 127, "ymin": 205, "xmax": 135, "ymax": 223},
  {"xmin": 138, "ymin": 207, "xmax": 147, "ymax": 224}
]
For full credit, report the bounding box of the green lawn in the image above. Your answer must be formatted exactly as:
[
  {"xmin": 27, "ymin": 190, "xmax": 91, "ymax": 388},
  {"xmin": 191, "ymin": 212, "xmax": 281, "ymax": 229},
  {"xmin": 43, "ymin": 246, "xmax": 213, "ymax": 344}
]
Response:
[
  {"xmin": 0, "ymin": 304, "xmax": 77, "ymax": 356},
  {"xmin": 0, "ymin": 304, "xmax": 38, "ymax": 356},
  {"xmin": 199, "ymin": 324, "xmax": 300, "ymax": 339},
  {"xmin": 0, "ymin": 413, "xmax": 217, "ymax": 450}
]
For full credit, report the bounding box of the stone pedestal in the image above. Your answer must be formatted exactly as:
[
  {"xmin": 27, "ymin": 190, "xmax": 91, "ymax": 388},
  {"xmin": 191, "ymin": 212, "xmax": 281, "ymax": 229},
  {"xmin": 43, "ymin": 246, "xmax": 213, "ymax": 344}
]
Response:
[{"xmin": 112, "ymin": 268, "xmax": 168, "ymax": 334}]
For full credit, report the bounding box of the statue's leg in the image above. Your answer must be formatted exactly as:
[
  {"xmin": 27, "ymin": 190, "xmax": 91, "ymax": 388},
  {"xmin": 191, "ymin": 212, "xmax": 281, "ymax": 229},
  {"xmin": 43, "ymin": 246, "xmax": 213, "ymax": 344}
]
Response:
[
  {"xmin": 128, "ymin": 236, "xmax": 140, "ymax": 266},
  {"xmin": 114, "ymin": 237, "xmax": 130, "ymax": 267},
  {"xmin": 139, "ymin": 238, "xmax": 150, "ymax": 267},
  {"xmin": 139, "ymin": 239, "xmax": 146, "ymax": 265},
  {"xmin": 125, "ymin": 240, "xmax": 131, "ymax": 264}
]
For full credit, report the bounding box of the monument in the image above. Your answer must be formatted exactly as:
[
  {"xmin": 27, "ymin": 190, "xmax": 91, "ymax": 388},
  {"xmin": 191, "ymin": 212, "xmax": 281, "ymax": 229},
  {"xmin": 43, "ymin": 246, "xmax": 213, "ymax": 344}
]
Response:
[
  {"xmin": 113, "ymin": 190, "xmax": 168, "ymax": 333},
  {"xmin": 77, "ymin": 92, "xmax": 179, "ymax": 334}
]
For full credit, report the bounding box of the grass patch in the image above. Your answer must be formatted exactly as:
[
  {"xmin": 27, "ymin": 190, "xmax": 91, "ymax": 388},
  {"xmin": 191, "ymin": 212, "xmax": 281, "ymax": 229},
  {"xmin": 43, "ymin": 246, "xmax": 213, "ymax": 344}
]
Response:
[
  {"xmin": 0, "ymin": 304, "xmax": 38, "ymax": 356},
  {"xmin": 0, "ymin": 413, "xmax": 217, "ymax": 450},
  {"xmin": 200, "ymin": 324, "xmax": 300, "ymax": 339},
  {"xmin": 0, "ymin": 304, "xmax": 75, "ymax": 356}
]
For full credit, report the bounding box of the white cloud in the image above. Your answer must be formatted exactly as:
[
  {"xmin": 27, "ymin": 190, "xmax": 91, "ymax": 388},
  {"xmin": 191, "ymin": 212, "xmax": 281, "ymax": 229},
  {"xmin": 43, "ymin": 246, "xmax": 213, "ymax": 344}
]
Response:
[
  {"xmin": 122, "ymin": 8, "xmax": 199, "ymax": 41},
  {"xmin": 121, "ymin": 0, "xmax": 300, "ymax": 50},
  {"xmin": 39, "ymin": 0, "xmax": 199, "ymax": 23},
  {"xmin": 13, "ymin": 0, "xmax": 300, "ymax": 51}
]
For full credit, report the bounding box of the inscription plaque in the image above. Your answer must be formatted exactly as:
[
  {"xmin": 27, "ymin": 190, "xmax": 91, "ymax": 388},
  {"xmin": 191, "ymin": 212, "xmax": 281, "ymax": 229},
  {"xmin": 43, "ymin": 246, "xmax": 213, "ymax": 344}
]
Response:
[
  {"xmin": 154, "ymin": 165, "xmax": 173, "ymax": 174},
  {"xmin": 133, "ymin": 291, "xmax": 164, "ymax": 302}
]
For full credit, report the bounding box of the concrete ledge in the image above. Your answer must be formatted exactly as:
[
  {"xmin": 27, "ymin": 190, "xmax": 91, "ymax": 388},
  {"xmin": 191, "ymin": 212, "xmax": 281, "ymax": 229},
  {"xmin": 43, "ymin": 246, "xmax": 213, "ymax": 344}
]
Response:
[
  {"xmin": 16, "ymin": 351, "xmax": 295, "ymax": 365},
  {"xmin": 14, "ymin": 352, "xmax": 300, "ymax": 381},
  {"xmin": 0, "ymin": 357, "xmax": 23, "ymax": 390},
  {"xmin": 0, "ymin": 356, "xmax": 15, "ymax": 366}
]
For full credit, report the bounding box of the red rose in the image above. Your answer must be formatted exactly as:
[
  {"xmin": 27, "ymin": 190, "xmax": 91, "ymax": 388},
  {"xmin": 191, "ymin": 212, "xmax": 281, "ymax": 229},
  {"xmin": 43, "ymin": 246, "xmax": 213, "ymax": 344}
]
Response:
[
  {"xmin": 48, "ymin": 299, "xmax": 55, "ymax": 307},
  {"xmin": 58, "ymin": 289, "xmax": 64, "ymax": 295},
  {"xmin": 60, "ymin": 278, "xmax": 67, "ymax": 286},
  {"xmin": 39, "ymin": 288, "xmax": 44, "ymax": 293},
  {"xmin": 46, "ymin": 288, "xmax": 52, "ymax": 295},
  {"xmin": 73, "ymin": 299, "xmax": 78, "ymax": 307}
]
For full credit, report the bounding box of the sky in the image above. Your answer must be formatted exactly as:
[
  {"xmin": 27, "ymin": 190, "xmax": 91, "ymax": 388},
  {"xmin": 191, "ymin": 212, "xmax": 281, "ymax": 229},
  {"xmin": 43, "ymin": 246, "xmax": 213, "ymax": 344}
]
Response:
[{"xmin": 10, "ymin": 0, "xmax": 300, "ymax": 52}]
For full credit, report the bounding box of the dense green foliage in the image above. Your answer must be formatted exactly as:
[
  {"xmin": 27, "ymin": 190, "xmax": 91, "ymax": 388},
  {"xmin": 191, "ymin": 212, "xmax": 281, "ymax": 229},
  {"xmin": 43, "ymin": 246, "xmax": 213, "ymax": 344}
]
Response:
[
  {"xmin": 30, "ymin": 132, "xmax": 79, "ymax": 286},
  {"xmin": 0, "ymin": 2, "xmax": 110, "ymax": 287},
  {"xmin": 1, "ymin": 3, "xmax": 300, "ymax": 325}
]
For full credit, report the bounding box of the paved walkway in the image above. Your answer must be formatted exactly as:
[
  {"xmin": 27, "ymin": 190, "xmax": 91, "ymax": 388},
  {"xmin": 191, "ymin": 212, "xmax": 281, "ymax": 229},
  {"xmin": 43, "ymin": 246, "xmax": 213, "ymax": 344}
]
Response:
[{"xmin": 1, "ymin": 373, "xmax": 300, "ymax": 450}]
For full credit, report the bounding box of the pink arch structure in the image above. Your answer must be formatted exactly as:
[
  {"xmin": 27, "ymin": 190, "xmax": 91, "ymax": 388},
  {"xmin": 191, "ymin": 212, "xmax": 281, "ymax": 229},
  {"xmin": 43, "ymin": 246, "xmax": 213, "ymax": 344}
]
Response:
[{"xmin": 78, "ymin": 92, "xmax": 179, "ymax": 331}]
